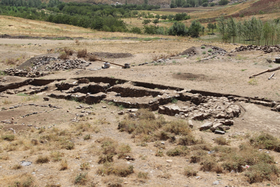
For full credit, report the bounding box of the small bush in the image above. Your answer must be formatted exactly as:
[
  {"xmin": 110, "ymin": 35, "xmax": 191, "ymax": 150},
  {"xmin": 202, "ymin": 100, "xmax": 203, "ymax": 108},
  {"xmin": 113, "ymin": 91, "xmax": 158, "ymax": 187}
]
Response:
[
  {"xmin": 64, "ymin": 47, "xmax": 74, "ymax": 55},
  {"xmin": 61, "ymin": 140, "xmax": 74, "ymax": 150},
  {"xmin": 77, "ymin": 49, "xmax": 87, "ymax": 58},
  {"xmin": 98, "ymin": 155, "xmax": 114, "ymax": 164},
  {"xmin": 99, "ymin": 137, "xmax": 117, "ymax": 155},
  {"xmin": 250, "ymin": 133, "xmax": 280, "ymax": 152},
  {"xmin": 2, "ymin": 134, "xmax": 15, "ymax": 141},
  {"xmin": 201, "ymin": 46, "xmax": 205, "ymax": 49},
  {"xmin": 36, "ymin": 155, "xmax": 49, "ymax": 164},
  {"xmin": 83, "ymin": 134, "xmax": 91, "ymax": 140},
  {"xmin": 58, "ymin": 52, "xmax": 69, "ymax": 60},
  {"xmin": 130, "ymin": 27, "xmax": 142, "ymax": 34},
  {"xmin": 202, "ymin": 51, "xmax": 206, "ymax": 54},
  {"xmin": 117, "ymin": 144, "xmax": 131, "ymax": 159},
  {"xmin": 74, "ymin": 173, "xmax": 87, "ymax": 185},
  {"xmin": 136, "ymin": 109, "xmax": 155, "ymax": 120},
  {"xmin": 6, "ymin": 58, "xmax": 16, "ymax": 65},
  {"xmin": 60, "ymin": 159, "xmax": 68, "ymax": 170},
  {"xmin": 208, "ymin": 49, "xmax": 213, "ymax": 53},
  {"xmin": 184, "ymin": 166, "xmax": 198, "ymax": 177},
  {"xmin": 155, "ymin": 150, "xmax": 164, "ymax": 157},
  {"xmin": 166, "ymin": 146, "xmax": 189, "ymax": 157},
  {"xmin": 10, "ymin": 174, "xmax": 34, "ymax": 187},
  {"xmin": 88, "ymin": 55, "xmax": 98, "ymax": 61},
  {"xmin": 138, "ymin": 172, "xmax": 149, "ymax": 179},
  {"xmin": 97, "ymin": 164, "xmax": 134, "ymax": 177},
  {"xmin": 12, "ymin": 164, "xmax": 22, "ymax": 170},
  {"xmin": 164, "ymin": 120, "xmax": 191, "ymax": 135},
  {"xmin": 200, "ymin": 157, "xmax": 222, "ymax": 173},
  {"xmin": 245, "ymin": 163, "xmax": 279, "ymax": 183},
  {"xmin": 214, "ymin": 137, "xmax": 229, "ymax": 145},
  {"xmin": 178, "ymin": 135, "xmax": 198, "ymax": 146},
  {"xmin": 80, "ymin": 162, "xmax": 90, "ymax": 170},
  {"xmin": 50, "ymin": 151, "xmax": 63, "ymax": 162}
]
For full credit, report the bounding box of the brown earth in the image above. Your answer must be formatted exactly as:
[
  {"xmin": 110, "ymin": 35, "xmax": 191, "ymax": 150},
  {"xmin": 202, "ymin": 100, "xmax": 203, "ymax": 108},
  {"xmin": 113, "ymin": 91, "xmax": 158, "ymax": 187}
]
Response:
[{"xmin": 1, "ymin": 33, "xmax": 280, "ymax": 186}]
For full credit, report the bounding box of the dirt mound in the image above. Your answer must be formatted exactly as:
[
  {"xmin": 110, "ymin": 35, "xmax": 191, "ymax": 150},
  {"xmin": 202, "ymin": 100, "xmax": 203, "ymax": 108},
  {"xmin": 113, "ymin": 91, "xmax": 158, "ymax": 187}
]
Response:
[
  {"xmin": 90, "ymin": 52, "xmax": 133, "ymax": 58},
  {"xmin": 179, "ymin": 46, "xmax": 198, "ymax": 57}
]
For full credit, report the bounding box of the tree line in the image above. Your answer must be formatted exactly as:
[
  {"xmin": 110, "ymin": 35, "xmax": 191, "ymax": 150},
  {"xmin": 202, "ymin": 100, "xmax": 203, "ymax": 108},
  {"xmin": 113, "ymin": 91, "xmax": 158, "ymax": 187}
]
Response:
[
  {"xmin": 0, "ymin": 0, "xmax": 205, "ymax": 38},
  {"xmin": 217, "ymin": 16, "xmax": 280, "ymax": 45},
  {"xmin": 170, "ymin": 0, "xmax": 228, "ymax": 8}
]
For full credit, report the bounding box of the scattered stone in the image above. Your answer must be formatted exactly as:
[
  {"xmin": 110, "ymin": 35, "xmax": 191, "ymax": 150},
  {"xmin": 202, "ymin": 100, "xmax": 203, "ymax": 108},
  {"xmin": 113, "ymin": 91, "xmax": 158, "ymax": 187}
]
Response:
[
  {"xmin": 43, "ymin": 97, "xmax": 49, "ymax": 101},
  {"xmin": 21, "ymin": 161, "xmax": 32, "ymax": 166},
  {"xmin": 214, "ymin": 130, "xmax": 225, "ymax": 134},
  {"xmin": 199, "ymin": 122, "xmax": 213, "ymax": 131},
  {"xmin": 118, "ymin": 111, "xmax": 124, "ymax": 115},
  {"xmin": 166, "ymin": 160, "xmax": 173, "ymax": 163},
  {"xmin": 188, "ymin": 120, "xmax": 194, "ymax": 128},
  {"xmin": 213, "ymin": 181, "xmax": 220, "ymax": 185}
]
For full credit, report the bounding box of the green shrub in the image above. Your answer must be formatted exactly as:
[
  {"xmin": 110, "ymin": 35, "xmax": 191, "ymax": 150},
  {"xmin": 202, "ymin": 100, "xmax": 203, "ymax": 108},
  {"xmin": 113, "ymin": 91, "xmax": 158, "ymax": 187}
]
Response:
[
  {"xmin": 2, "ymin": 134, "xmax": 15, "ymax": 141},
  {"xmin": 74, "ymin": 173, "xmax": 87, "ymax": 185},
  {"xmin": 250, "ymin": 133, "xmax": 280, "ymax": 152},
  {"xmin": 245, "ymin": 163, "xmax": 279, "ymax": 183},
  {"xmin": 130, "ymin": 27, "xmax": 142, "ymax": 34}
]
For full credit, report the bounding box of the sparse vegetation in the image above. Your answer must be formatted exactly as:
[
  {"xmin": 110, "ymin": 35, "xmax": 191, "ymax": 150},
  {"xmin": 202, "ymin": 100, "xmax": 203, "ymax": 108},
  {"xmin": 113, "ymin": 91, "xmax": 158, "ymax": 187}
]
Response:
[
  {"xmin": 2, "ymin": 134, "xmax": 15, "ymax": 141},
  {"xmin": 77, "ymin": 49, "xmax": 87, "ymax": 58},
  {"xmin": 184, "ymin": 166, "xmax": 198, "ymax": 177},
  {"xmin": 36, "ymin": 155, "xmax": 49, "ymax": 164},
  {"xmin": 97, "ymin": 163, "xmax": 134, "ymax": 177}
]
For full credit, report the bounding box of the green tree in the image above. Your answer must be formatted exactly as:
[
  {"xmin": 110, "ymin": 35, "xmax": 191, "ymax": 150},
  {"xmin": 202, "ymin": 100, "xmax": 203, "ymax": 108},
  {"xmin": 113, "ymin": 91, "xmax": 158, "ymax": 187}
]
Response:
[
  {"xmin": 188, "ymin": 20, "xmax": 202, "ymax": 37},
  {"xmin": 219, "ymin": 0, "xmax": 229, "ymax": 5},
  {"xmin": 217, "ymin": 16, "xmax": 226, "ymax": 38},
  {"xmin": 153, "ymin": 18, "xmax": 159, "ymax": 25},
  {"xmin": 168, "ymin": 22, "xmax": 188, "ymax": 36},
  {"xmin": 142, "ymin": 19, "xmax": 151, "ymax": 25}
]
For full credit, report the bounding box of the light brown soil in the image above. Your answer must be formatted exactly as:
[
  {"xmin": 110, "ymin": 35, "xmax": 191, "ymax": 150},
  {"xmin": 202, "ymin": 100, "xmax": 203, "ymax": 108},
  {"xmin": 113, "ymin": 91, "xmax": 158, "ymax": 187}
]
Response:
[{"xmin": 1, "ymin": 37, "xmax": 280, "ymax": 187}]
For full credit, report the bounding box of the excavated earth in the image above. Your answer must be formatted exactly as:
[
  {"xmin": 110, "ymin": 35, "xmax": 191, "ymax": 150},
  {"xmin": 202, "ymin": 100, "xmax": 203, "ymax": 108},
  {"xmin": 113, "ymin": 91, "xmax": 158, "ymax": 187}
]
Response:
[{"xmin": 1, "ymin": 39, "xmax": 280, "ymax": 186}]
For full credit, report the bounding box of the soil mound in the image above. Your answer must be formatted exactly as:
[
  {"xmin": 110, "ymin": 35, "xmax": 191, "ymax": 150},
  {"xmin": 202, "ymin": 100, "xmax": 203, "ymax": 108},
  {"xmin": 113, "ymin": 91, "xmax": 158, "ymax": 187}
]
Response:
[
  {"xmin": 90, "ymin": 52, "xmax": 133, "ymax": 58},
  {"xmin": 179, "ymin": 46, "xmax": 198, "ymax": 57}
]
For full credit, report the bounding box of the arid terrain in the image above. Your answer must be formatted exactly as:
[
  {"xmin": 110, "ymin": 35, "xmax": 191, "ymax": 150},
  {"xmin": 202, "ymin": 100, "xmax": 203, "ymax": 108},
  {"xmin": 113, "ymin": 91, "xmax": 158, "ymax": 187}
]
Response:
[{"xmin": 1, "ymin": 2, "xmax": 280, "ymax": 186}]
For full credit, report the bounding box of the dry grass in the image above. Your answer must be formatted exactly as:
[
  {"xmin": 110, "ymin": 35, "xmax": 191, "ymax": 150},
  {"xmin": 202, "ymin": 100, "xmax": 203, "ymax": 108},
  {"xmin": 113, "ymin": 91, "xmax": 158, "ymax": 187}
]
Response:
[
  {"xmin": 184, "ymin": 166, "xmax": 198, "ymax": 177},
  {"xmin": 64, "ymin": 47, "xmax": 74, "ymax": 55},
  {"xmin": 60, "ymin": 159, "xmax": 68, "ymax": 170},
  {"xmin": 50, "ymin": 151, "xmax": 64, "ymax": 162},
  {"xmin": 214, "ymin": 137, "xmax": 229, "ymax": 145},
  {"xmin": 58, "ymin": 52, "xmax": 69, "ymax": 60},
  {"xmin": 138, "ymin": 172, "xmax": 149, "ymax": 179},
  {"xmin": 11, "ymin": 164, "xmax": 22, "ymax": 170},
  {"xmin": 97, "ymin": 163, "xmax": 134, "ymax": 177},
  {"xmin": 77, "ymin": 49, "xmax": 87, "ymax": 58},
  {"xmin": 3, "ymin": 173, "xmax": 36, "ymax": 187},
  {"xmin": 36, "ymin": 155, "xmax": 49, "ymax": 164},
  {"xmin": 88, "ymin": 54, "xmax": 98, "ymax": 61}
]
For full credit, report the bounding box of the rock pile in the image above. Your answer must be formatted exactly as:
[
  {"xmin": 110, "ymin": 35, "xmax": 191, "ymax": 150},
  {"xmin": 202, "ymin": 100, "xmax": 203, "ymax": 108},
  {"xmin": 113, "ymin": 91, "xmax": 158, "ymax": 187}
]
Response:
[
  {"xmin": 233, "ymin": 45, "xmax": 280, "ymax": 53},
  {"xmin": 44, "ymin": 59, "xmax": 91, "ymax": 71},
  {"xmin": 4, "ymin": 56, "xmax": 91, "ymax": 77},
  {"xmin": 206, "ymin": 45, "xmax": 227, "ymax": 56}
]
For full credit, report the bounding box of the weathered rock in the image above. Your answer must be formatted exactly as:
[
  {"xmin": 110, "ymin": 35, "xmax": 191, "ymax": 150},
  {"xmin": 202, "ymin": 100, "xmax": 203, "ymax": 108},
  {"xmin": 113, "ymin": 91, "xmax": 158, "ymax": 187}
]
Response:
[
  {"xmin": 214, "ymin": 130, "xmax": 225, "ymax": 134},
  {"xmin": 210, "ymin": 123, "xmax": 223, "ymax": 132},
  {"xmin": 188, "ymin": 120, "xmax": 194, "ymax": 128},
  {"xmin": 199, "ymin": 122, "xmax": 213, "ymax": 131}
]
